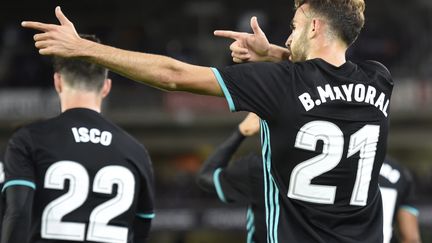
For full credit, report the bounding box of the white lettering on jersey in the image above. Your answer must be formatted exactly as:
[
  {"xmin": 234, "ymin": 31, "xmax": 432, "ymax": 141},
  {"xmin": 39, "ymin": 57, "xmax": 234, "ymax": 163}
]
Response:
[
  {"xmin": 0, "ymin": 162, "xmax": 4, "ymax": 184},
  {"xmin": 71, "ymin": 127, "xmax": 112, "ymax": 146},
  {"xmin": 298, "ymin": 83, "xmax": 390, "ymax": 117},
  {"xmin": 380, "ymin": 163, "xmax": 401, "ymax": 184}
]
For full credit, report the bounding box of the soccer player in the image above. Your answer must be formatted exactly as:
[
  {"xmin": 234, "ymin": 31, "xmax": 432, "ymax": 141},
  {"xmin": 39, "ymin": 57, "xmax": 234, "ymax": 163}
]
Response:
[
  {"xmin": 196, "ymin": 113, "xmax": 265, "ymax": 243},
  {"xmin": 1, "ymin": 35, "xmax": 155, "ymax": 243},
  {"xmin": 380, "ymin": 159, "xmax": 422, "ymax": 243},
  {"xmin": 22, "ymin": 0, "xmax": 393, "ymax": 242}
]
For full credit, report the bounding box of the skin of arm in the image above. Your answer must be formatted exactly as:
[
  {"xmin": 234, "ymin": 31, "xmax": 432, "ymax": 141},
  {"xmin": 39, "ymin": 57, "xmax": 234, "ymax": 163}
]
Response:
[
  {"xmin": 1, "ymin": 187, "xmax": 34, "ymax": 243},
  {"xmin": 22, "ymin": 7, "xmax": 222, "ymax": 96},
  {"xmin": 397, "ymin": 209, "xmax": 422, "ymax": 243},
  {"xmin": 81, "ymin": 41, "xmax": 222, "ymax": 95}
]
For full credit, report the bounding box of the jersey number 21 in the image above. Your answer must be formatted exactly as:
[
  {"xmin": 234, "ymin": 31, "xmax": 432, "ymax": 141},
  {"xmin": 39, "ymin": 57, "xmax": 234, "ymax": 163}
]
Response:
[{"xmin": 288, "ymin": 121, "xmax": 380, "ymax": 206}]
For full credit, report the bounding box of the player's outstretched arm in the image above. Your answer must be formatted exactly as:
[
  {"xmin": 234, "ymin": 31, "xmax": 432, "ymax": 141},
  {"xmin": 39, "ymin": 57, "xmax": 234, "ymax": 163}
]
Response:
[
  {"xmin": 214, "ymin": 17, "xmax": 290, "ymax": 63},
  {"xmin": 196, "ymin": 113, "xmax": 260, "ymax": 191},
  {"xmin": 196, "ymin": 128, "xmax": 246, "ymax": 192},
  {"xmin": 397, "ymin": 208, "xmax": 422, "ymax": 243},
  {"xmin": 132, "ymin": 218, "xmax": 151, "ymax": 243},
  {"xmin": 22, "ymin": 7, "xmax": 222, "ymax": 96},
  {"xmin": 1, "ymin": 187, "xmax": 34, "ymax": 243}
]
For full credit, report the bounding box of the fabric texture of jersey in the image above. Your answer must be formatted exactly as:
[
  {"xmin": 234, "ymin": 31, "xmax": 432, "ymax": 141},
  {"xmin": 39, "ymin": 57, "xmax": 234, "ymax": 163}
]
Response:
[
  {"xmin": 3, "ymin": 108, "xmax": 154, "ymax": 243},
  {"xmin": 218, "ymin": 153, "xmax": 266, "ymax": 243},
  {"xmin": 379, "ymin": 159, "xmax": 418, "ymax": 243},
  {"xmin": 214, "ymin": 58, "xmax": 394, "ymax": 243}
]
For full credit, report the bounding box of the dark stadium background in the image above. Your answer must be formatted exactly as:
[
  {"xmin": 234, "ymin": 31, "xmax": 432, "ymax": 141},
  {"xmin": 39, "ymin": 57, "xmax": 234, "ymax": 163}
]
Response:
[{"xmin": 1, "ymin": 0, "xmax": 432, "ymax": 242}]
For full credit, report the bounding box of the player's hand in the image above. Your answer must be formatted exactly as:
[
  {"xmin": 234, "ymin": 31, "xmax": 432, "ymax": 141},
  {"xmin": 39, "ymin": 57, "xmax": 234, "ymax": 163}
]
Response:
[
  {"xmin": 21, "ymin": 6, "xmax": 87, "ymax": 57},
  {"xmin": 214, "ymin": 17, "xmax": 270, "ymax": 63},
  {"xmin": 239, "ymin": 113, "xmax": 260, "ymax": 136}
]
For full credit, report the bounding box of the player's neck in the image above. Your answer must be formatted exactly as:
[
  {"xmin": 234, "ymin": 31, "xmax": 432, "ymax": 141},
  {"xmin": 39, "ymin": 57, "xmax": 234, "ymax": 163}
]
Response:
[
  {"xmin": 60, "ymin": 92, "xmax": 102, "ymax": 113},
  {"xmin": 307, "ymin": 40, "xmax": 347, "ymax": 67}
]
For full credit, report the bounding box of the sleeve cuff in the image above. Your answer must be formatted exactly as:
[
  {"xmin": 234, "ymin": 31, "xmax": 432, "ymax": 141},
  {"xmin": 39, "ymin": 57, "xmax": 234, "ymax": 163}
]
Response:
[
  {"xmin": 400, "ymin": 205, "xmax": 419, "ymax": 217},
  {"xmin": 213, "ymin": 168, "xmax": 227, "ymax": 203},
  {"xmin": 2, "ymin": 179, "xmax": 36, "ymax": 193},
  {"xmin": 136, "ymin": 212, "xmax": 155, "ymax": 219},
  {"xmin": 211, "ymin": 68, "xmax": 236, "ymax": 112}
]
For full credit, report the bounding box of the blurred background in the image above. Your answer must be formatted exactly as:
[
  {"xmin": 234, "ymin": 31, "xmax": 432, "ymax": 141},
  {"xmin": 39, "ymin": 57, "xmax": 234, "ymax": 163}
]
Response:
[{"xmin": 1, "ymin": 0, "xmax": 432, "ymax": 242}]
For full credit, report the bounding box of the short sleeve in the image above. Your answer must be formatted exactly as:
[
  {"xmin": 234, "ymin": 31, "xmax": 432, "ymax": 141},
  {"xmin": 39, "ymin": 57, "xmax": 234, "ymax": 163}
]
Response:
[
  {"xmin": 215, "ymin": 154, "xmax": 259, "ymax": 204},
  {"xmin": 213, "ymin": 61, "xmax": 293, "ymax": 120},
  {"xmin": 135, "ymin": 152, "xmax": 155, "ymax": 220},
  {"xmin": 399, "ymin": 168, "xmax": 418, "ymax": 216},
  {"xmin": 3, "ymin": 128, "xmax": 36, "ymax": 192}
]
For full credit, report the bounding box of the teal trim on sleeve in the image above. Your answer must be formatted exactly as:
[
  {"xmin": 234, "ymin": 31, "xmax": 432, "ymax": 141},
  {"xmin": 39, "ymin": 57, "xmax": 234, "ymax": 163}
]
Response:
[
  {"xmin": 400, "ymin": 205, "xmax": 419, "ymax": 217},
  {"xmin": 211, "ymin": 67, "xmax": 236, "ymax": 112},
  {"xmin": 213, "ymin": 168, "xmax": 227, "ymax": 203},
  {"xmin": 246, "ymin": 208, "xmax": 256, "ymax": 243},
  {"xmin": 136, "ymin": 213, "xmax": 156, "ymax": 219},
  {"xmin": 2, "ymin": 179, "xmax": 36, "ymax": 193}
]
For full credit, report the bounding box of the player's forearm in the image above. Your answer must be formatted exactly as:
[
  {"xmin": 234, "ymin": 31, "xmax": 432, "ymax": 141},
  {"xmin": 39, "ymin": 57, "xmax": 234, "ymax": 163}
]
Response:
[
  {"xmin": 1, "ymin": 188, "xmax": 33, "ymax": 243},
  {"xmin": 400, "ymin": 239, "xmax": 422, "ymax": 243},
  {"xmin": 1, "ymin": 214, "xmax": 30, "ymax": 243},
  {"xmin": 265, "ymin": 44, "xmax": 290, "ymax": 62},
  {"xmin": 132, "ymin": 218, "xmax": 151, "ymax": 243},
  {"xmin": 398, "ymin": 209, "xmax": 422, "ymax": 243},
  {"xmin": 196, "ymin": 129, "xmax": 245, "ymax": 191},
  {"xmin": 78, "ymin": 39, "xmax": 221, "ymax": 95}
]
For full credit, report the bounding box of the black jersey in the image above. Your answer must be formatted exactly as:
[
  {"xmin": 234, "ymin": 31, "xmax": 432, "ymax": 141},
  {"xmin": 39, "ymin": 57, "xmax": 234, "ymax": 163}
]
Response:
[
  {"xmin": 216, "ymin": 153, "xmax": 266, "ymax": 243},
  {"xmin": 3, "ymin": 108, "xmax": 154, "ymax": 243},
  {"xmin": 379, "ymin": 159, "xmax": 418, "ymax": 243},
  {"xmin": 213, "ymin": 58, "xmax": 393, "ymax": 243},
  {"xmin": 197, "ymin": 129, "xmax": 267, "ymax": 243}
]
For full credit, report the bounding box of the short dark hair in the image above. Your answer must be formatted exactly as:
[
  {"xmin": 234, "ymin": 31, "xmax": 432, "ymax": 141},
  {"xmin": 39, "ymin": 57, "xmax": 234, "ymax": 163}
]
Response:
[
  {"xmin": 53, "ymin": 34, "xmax": 108, "ymax": 92},
  {"xmin": 295, "ymin": 0, "xmax": 365, "ymax": 46}
]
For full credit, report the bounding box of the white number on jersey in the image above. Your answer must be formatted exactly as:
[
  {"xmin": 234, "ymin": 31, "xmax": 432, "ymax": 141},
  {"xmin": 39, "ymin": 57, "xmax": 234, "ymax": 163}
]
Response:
[
  {"xmin": 41, "ymin": 161, "xmax": 135, "ymax": 243},
  {"xmin": 288, "ymin": 121, "xmax": 380, "ymax": 206},
  {"xmin": 0, "ymin": 161, "xmax": 5, "ymax": 184},
  {"xmin": 380, "ymin": 187, "xmax": 398, "ymax": 243}
]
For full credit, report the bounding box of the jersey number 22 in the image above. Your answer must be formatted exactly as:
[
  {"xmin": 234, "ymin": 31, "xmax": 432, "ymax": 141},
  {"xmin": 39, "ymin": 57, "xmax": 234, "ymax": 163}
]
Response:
[{"xmin": 41, "ymin": 161, "xmax": 135, "ymax": 243}]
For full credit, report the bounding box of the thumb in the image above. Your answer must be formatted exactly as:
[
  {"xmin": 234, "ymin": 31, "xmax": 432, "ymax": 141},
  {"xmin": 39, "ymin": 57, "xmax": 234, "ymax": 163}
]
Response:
[
  {"xmin": 250, "ymin": 16, "xmax": 264, "ymax": 36},
  {"xmin": 55, "ymin": 6, "xmax": 73, "ymax": 26}
]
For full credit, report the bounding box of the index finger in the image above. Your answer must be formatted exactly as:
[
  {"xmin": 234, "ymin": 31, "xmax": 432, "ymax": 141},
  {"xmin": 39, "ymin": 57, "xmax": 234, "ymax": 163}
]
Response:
[
  {"xmin": 21, "ymin": 21, "xmax": 58, "ymax": 32},
  {"xmin": 214, "ymin": 30, "xmax": 244, "ymax": 40}
]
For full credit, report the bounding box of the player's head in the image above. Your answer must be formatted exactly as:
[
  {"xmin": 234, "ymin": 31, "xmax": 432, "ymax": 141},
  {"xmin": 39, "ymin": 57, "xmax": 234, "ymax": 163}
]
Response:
[
  {"xmin": 286, "ymin": 0, "xmax": 365, "ymax": 62},
  {"xmin": 53, "ymin": 34, "xmax": 111, "ymax": 97}
]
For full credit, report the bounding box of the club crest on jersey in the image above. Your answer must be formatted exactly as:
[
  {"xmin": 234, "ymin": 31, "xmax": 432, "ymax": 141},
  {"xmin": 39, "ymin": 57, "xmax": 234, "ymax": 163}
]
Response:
[
  {"xmin": 71, "ymin": 127, "xmax": 112, "ymax": 146},
  {"xmin": 298, "ymin": 83, "xmax": 390, "ymax": 117}
]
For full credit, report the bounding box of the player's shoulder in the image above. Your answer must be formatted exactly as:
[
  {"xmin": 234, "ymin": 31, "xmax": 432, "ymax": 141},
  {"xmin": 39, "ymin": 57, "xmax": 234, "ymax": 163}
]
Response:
[
  {"xmin": 356, "ymin": 60, "xmax": 393, "ymax": 82},
  {"xmin": 8, "ymin": 118, "xmax": 55, "ymax": 144},
  {"xmin": 105, "ymin": 120, "xmax": 152, "ymax": 165},
  {"xmin": 102, "ymin": 119, "xmax": 145, "ymax": 149},
  {"xmin": 233, "ymin": 60, "xmax": 293, "ymax": 73}
]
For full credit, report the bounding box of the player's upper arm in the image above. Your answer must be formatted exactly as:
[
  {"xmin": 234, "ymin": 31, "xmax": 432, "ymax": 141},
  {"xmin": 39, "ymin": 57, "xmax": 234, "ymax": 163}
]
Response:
[
  {"xmin": 171, "ymin": 64, "xmax": 223, "ymax": 96},
  {"xmin": 134, "ymin": 147, "xmax": 155, "ymax": 222},
  {"xmin": 365, "ymin": 60, "xmax": 393, "ymax": 85},
  {"xmin": 213, "ymin": 62, "xmax": 292, "ymax": 119},
  {"xmin": 3, "ymin": 128, "xmax": 36, "ymax": 191},
  {"xmin": 215, "ymin": 154, "xmax": 257, "ymax": 204}
]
